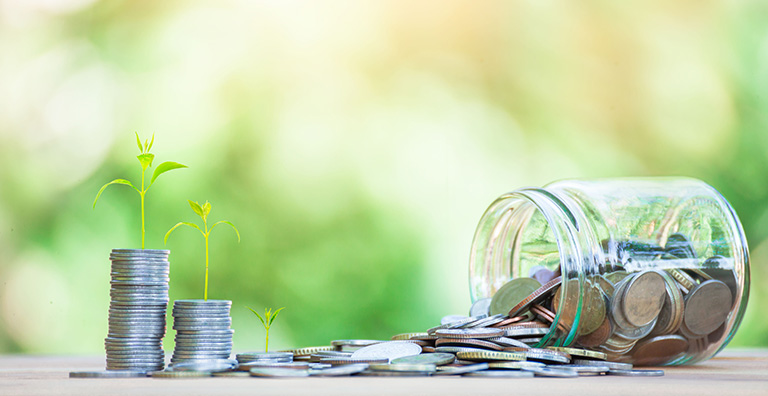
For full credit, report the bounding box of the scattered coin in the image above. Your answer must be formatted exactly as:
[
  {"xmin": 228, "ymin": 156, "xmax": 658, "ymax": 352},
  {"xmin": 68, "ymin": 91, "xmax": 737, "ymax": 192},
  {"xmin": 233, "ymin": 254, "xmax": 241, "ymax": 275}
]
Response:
[
  {"xmin": 463, "ymin": 370, "xmax": 534, "ymax": 378},
  {"xmin": 607, "ymin": 369, "xmax": 664, "ymax": 377},
  {"xmin": 151, "ymin": 370, "xmax": 211, "ymax": 378},
  {"xmin": 70, "ymin": 371, "xmax": 148, "ymax": 378},
  {"xmin": 250, "ymin": 368, "xmax": 310, "ymax": 378},
  {"xmin": 434, "ymin": 363, "xmax": 489, "ymax": 376},
  {"xmin": 309, "ymin": 364, "xmax": 369, "ymax": 376},
  {"xmin": 351, "ymin": 341, "xmax": 422, "ymax": 362}
]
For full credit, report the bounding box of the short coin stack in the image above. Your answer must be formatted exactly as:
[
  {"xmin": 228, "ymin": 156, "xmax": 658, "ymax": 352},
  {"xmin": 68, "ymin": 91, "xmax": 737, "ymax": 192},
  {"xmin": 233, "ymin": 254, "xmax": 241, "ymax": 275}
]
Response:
[
  {"xmin": 171, "ymin": 300, "xmax": 233, "ymax": 365},
  {"xmin": 105, "ymin": 249, "xmax": 170, "ymax": 372}
]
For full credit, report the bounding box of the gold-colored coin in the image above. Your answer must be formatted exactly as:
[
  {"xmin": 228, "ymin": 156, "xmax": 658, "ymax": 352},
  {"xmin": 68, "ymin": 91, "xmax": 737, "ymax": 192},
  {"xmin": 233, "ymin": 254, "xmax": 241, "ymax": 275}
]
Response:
[
  {"xmin": 390, "ymin": 332, "xmax": 427, "ymax": 341},
  {"xmin": 455, "ymin": 350, "xmax": 525, "ymax": 362},
  {"xmin": 288, "ymin": 346, "xmax": 335, "ymax": 356},
  {"xmin": 547, "ymin": 347, "xmax": 606, "ymax": 361}
]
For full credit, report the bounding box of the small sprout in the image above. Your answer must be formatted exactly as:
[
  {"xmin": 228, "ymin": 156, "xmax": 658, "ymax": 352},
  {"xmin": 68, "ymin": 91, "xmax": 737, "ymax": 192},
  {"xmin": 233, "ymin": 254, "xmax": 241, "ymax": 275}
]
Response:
[
  {"xmin": 165, "ymin": 200, "xmax": 240, "ymax": 300},
  {"xmin": 94, "ymin": 132, "xmax": 187, "ymax": 249},
  {"xmin": 247, "ymin": 306, "xmax": 284, "ymax": 352}
]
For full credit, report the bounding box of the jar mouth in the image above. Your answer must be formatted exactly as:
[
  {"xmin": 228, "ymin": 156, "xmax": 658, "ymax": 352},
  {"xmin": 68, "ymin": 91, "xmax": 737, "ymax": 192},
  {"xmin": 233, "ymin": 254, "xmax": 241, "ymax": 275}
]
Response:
[{"xmin": 468, "ymin": 188, "xmax": 586, "ymax": 346}]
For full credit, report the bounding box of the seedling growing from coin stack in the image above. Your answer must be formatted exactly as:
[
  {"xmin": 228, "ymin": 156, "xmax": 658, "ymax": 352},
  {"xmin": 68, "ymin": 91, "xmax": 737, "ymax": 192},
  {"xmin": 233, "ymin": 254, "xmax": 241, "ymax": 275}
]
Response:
[
  {"xmin": 93, "ymin": 133, "xmax": 187, "ymax": 248},
  {"xmin": 165, "ymin": 200, "xmax": 240, "ymax": 300},
  {"xmin": 247, "ymin": 307, "xmax": 284, "ymax": 352}
]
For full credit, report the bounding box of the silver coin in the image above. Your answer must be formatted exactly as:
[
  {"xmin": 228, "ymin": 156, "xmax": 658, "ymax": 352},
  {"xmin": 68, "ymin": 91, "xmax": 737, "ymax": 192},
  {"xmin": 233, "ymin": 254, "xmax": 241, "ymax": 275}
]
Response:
[
  {"xmin": 329, "ymin": 340, "xmax": 382, "ymax": 348},
  {"xmin": 504, "ymin": 327, "xmax": 549, "ymax": 338},
  {"xmin": 70, "ymin": 370, "xmax": 148, "ymax": 378},
  {"xmin": 441, "ymin": 315, "xmax": 469, "ymax": 325},
  {"xmin": 572, "ymin": 359, "xmax": 632, "ymax": 370},
  {"xmin": 174, "ymin": 300, "xmax": 231, "ymax": 306},
  {"xmin": 469, "ymin": 298, "xmax": 492, "ymax": 317},
  {"xmin": 523, "ymin": 366, "xmax": 578, "ymax": 377},
  {"xmin": 309, "ymin": 363, "xmax": 369, "ymax": 377},
  {"xmin": 351, "ymin": 341, "xmax": 422, "ymax": 362},
  {"xmin": 428, "ymin": 315, "xmax": 485, "ymax": 334},
  {"xmin": 464, "ymin": 314, "xmax": 508, "ymax": 329},
  {"xmin": 558, "ymin": 364, "xmax": 611, "ymax": 374},
  {"xmin": 356, "ymin": 370, "xmax": 430, "ymax": 377},
  {"xmin": 434, "ymin": 363, "xmax": 490, "ymax": 376},
  {"xmin": 391, "ymin": 353, "xmax": 455, "ymax": 366},
  {"xmin": 608, "ymin": 369, "xmax": 664, "ymax": 376},
  {"xmin": 238, "ymin": 362, "xmax": 309, "ymax": 370},
  {"xmin": 168, "ymin": 359, "xmax": 237, "ymax": 372},
  {"xmin": 492, "ymin": 337, "xmax": 530, "ymax": 349},
  {"xmin": 368, "ymin": 363, "xmax": 436, "ymax": 373},
  {"xmin": 435, "ymin": 328, "xmax": 505, "ymax": 339},
  {"xmin": 237, "ymin": 352, "xmax": 293, "ymax": 361},
  {"xmin": 249, "ymin": 367, "xmax": 310, "ymax": 378},
  {"xmin": 434, "ymin": 346, "xmax": 489, "ymax": 354},
  {"xmin": 463, "ymin": 369, "xmax": 534, "ymax": 378}
]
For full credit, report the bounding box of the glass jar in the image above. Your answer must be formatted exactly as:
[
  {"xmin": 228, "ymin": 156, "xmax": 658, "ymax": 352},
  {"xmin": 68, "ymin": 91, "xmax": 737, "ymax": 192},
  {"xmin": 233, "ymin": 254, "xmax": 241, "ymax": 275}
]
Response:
[{"xmin": 468, "ymin": 177, "xmax": 750, "ymax": 365}]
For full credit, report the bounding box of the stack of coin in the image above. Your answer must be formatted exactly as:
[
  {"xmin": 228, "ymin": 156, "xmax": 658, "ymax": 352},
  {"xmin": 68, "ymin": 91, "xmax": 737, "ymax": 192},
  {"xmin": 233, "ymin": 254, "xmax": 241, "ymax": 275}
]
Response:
[
  {"xmin": 171, "ymin": 300, "xmax": 233, "ymax": 365},
  {"xmin": 105, "ymin": 249, "xmax": 169, "ymax": 372}
]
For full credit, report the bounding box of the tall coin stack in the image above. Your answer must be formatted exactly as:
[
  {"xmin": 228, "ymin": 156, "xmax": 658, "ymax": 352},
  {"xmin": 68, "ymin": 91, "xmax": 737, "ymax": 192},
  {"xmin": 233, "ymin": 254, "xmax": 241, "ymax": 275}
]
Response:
[
  {"xmin": 171, "ymin": 300, "xmax": 233, "ymax": 365},
  {"xmin": 106, "ymin": 249, "xmax": 170, "ymax": 372}
]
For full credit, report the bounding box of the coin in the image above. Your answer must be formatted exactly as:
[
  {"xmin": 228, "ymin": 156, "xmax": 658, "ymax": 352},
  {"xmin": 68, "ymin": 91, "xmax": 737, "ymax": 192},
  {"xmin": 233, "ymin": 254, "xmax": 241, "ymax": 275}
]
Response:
[
  {"xmin": 151, "ymin": 370, "xmax": 211, "ymax": 378},
  {"xmin": 70, "ymin": 371, "xmax": 148, "ymax": 378},
  {"xmin": 368, "ymin": 363, "xmax": 437, "ymax": 373},
  {"xmin": 649, "ymin": 271, "xmax": 685, "ymax": 336},
  {"xmin": 463, "ymin": 370, "xmax": 534, "ymax": 378},
  {"xmin": 576, "ymin": 317, "xmax": 612, "ymax": 348},
  {"xmin": 356, "ymin": 370, "xmax": 430, "ymax": 377},
  {"xmin": 330, "ymin": 339, "xmax": 382, "ymax": 349},
  {"xmin": 491, "ymin": 337, "xmax": 530, "ymax": 349},
  {"xmin": 309, "ymin": 363, "xmax": 369, "ymax": 376},
  {"xmin": 455, "ymin": 351, "xmax": 525, "ymax": 362},
  {"xmin": 435, "ymin": 338, "xmax": 503, "ymax": 351},
  {"xmin": 572, "ymin": 358, "xmax": 632, "ymax": 370},
  {"xmin": 508, "ymin": 276, "xmax": 562, "ymax": 317},
  {"xmin": 559, "ymin": 364, "xmax": 611, "ymax": 374},
  {"xmin": 169, "ymin": 359, "xmax": 237, "ymax": 372},
  {"xmin": 489, "ymin": 277, "xmax": 542, "ymax": 316},
  {"xmin": 607, "ymin": 369, "xmax": 664, "ymax": 376},
  {"xmin": 434, "ymin": 363, "xmax": 489, "ymax": 376},
  {"xmin": 630, "ymin": 335, "xmax": 688, "ymax": 366},
  {"xmin": 523, "ymin": 366, "xmax": 578, "ymax": 378},
  {"xmin": 286, "ymin": 346, "xmax": 335, "ymax": 356},
  {"xmin": 487, "ymin": 361, "xmax": 544, "ymax": 370},
  {"xmin": 548, "ymin": 347, "xmax": 606, "ymax": 361},
  {"xmin": 621, "ymin": 271, "xmax": 666, "ymax": 327},
  {"xmin": 212, "ymin": 371, "xmax": 251, "ymax": 377},
  {"xmin": 391, "ymin": 353, "xmax": 455, "ymax": 366},
  {"xmin": 428, "ymin": 316, "xmax": 484, "ymax": 334},
  {"xmin": 350, "ymin": 341, "xmax": 422, "ymax": 362},
  {"xmin": 434, "ymin": 328, "xmax": 504, "ymax": 339},
  {"xmin": 469, "ymin": 298, "xmax": 492, "ymax": 317},
  {"xmin": 683, "ymin": 280, "xmax": 732, "ymax": 336}
]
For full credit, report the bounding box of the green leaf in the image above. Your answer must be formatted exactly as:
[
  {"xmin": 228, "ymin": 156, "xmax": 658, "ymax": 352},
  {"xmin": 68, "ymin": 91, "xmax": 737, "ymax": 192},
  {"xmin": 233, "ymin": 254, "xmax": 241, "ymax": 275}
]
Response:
[
  {"xmin": 164, "ymin": 221, "xmax": 203, "ymax": 244},
  {"xmin": 210, "ymin": 220, "xmax": 241, "ymax": 242},
  {"xmin": 188, "ymin": 200, "xmax": 204, "ymax": 219},
  {"xmin": 148, "ymin": 133, "xmax": 155, "ymax": 152},
  {"xmin": 149, "ymin": 161, "xmax": 187, "ymax": 186},
  {"xmin": 268, "ymin": 307, "xmax": 285, "ymax": 326},
  {"xmin": 93, "ymin": 179, "xmax": 139, "ymax": 208},
  {"xmin": 247, "ymin": 306, "xmax": 267, "ymax": 328},
  {"xmin": 135, "ymin": 132, "xmax": 143, "ymax": 153},
  {"xmin": 137, "ymin": 153, "xmax": 155, "ymax": 171},
  {"xmin": 202, "ymin": 201, "xmax": 211, "ymax": 217}
]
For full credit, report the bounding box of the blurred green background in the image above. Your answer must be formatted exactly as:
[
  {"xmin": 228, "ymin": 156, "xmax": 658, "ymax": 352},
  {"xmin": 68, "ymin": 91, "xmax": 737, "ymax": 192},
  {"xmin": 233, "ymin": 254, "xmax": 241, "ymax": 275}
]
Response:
[{"xmin": 0, "ymin": 0, "xmax": 767, "ymax": 354}]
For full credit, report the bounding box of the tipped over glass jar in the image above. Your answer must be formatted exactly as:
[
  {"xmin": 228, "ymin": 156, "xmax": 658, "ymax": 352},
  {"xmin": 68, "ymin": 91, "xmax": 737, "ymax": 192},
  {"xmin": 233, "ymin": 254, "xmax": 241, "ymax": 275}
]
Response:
[{"xmin": 468, "ymin": 177, "xmax": 750, "ymax": 365}]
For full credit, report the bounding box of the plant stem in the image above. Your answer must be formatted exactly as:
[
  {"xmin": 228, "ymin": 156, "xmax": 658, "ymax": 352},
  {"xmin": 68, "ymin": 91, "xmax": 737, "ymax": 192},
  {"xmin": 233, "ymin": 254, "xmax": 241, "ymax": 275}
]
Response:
[
  {"xmin": 204, "ymin": 220, "xmax": 209, "ymax": 301},
  {"xmin": 265, "ymin": 328, "xmax": 269, "ymax": 352},
  {"xmin": 140, "ymin": 168, "xmax": 146, "ymax": 249}
]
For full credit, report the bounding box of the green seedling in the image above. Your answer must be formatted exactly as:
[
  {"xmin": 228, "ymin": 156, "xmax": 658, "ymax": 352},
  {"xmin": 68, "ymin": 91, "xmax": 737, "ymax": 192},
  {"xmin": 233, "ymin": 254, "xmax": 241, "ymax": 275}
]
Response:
[
  {"xmin": 165, "ymin": 200, "xmax": 240, "ymax": 300},
  {"xmin": 247, "ymin": 306, "xmax": 284, "ymax": 352},
  {"xmin": 93, "ymin": 133, "xmax": 187, "ymax": 249}
]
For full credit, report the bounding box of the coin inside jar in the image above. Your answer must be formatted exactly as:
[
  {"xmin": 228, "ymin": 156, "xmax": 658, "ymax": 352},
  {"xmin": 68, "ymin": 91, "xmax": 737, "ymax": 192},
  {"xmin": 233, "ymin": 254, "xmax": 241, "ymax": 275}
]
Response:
[
  {"xmin": 682, "ymin": 280, "xmax": 733, "ymax": 337},
  {"xmin": 621, "ymin": 271, "xmax": 666, "ymax": 327},
  {"xmin": 489, "ymin": 277, "xmax": 542, "ymax": 316}
]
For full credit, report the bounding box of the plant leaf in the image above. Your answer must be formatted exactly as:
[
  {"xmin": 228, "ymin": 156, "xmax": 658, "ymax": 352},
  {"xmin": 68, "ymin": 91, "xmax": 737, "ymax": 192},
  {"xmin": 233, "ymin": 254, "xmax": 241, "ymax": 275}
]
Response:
[
  {"xmin": 210, "ymin": 220, "xmax": 241, "ymax": 242},
  {"xmin": 135, "ymin": 132, "xmax": 143, "ymax": 153},
  {"xmin": 188, "ymin": 200, "xmax": 204, "ymax": 219},
  {"xmin": 247, "ymin": 306, "xmax": 267, "ymax": 328},
  {"xmin": 93, "ymin": 179, "xmax": 139, "ymax": 208},
  {"xmin": 202, "ymin": 201, "xmax": 211, "ymax": 217},
  {"xmin": 269, "ymin": 307, "xmax": 285, "ymax": 326},
  {"xmin": 149, "ymin": 161, "xmax": 187, "ymax": 186},
  {"xmin": 164, "ymin": 221, "xmax": 203, "ymax": 244},
  {"xmin": 137, "ymin": 153, "xmax": 155, "ymax": 171},
  {"xmin": 147, "ymin": 133, "xmax": 155, "ymax": 152}
]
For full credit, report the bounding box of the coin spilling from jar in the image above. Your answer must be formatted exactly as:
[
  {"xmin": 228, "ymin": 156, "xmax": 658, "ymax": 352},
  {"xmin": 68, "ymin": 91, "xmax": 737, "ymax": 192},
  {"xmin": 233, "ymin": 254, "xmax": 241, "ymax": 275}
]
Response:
[{"xmin": 475, "ymin": 232, "xmax": 736, "ymax": 365}]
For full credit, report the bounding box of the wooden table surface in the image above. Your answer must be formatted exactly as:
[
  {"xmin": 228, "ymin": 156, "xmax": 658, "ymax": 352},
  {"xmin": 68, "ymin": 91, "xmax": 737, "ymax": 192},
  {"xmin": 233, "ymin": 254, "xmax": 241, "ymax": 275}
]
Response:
[{"xmin": 1, "ymin": 349, "xmax": 766, "ymax": 396}]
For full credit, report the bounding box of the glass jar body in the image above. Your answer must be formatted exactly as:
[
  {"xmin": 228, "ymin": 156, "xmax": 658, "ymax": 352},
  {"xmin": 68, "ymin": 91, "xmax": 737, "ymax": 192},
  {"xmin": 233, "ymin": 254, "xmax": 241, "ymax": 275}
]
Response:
[{"xmin": 469, "ymin": 177, "xmax": 750, "ymax": 365}]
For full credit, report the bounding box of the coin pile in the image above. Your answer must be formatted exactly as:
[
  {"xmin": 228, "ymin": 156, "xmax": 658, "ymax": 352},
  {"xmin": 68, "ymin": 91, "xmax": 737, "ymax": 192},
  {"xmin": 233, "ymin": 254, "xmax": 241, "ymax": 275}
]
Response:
[
  {"xmin": 105, "ymin": 249, "xmax": 169, "ymax": 372},
  {"xmin": 472, "ymin": 232, "xmax": 736, "ymax": 365},
  {"xmin": 170, "ymin": 300, "xmax": 233, "ymax": 365}
]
